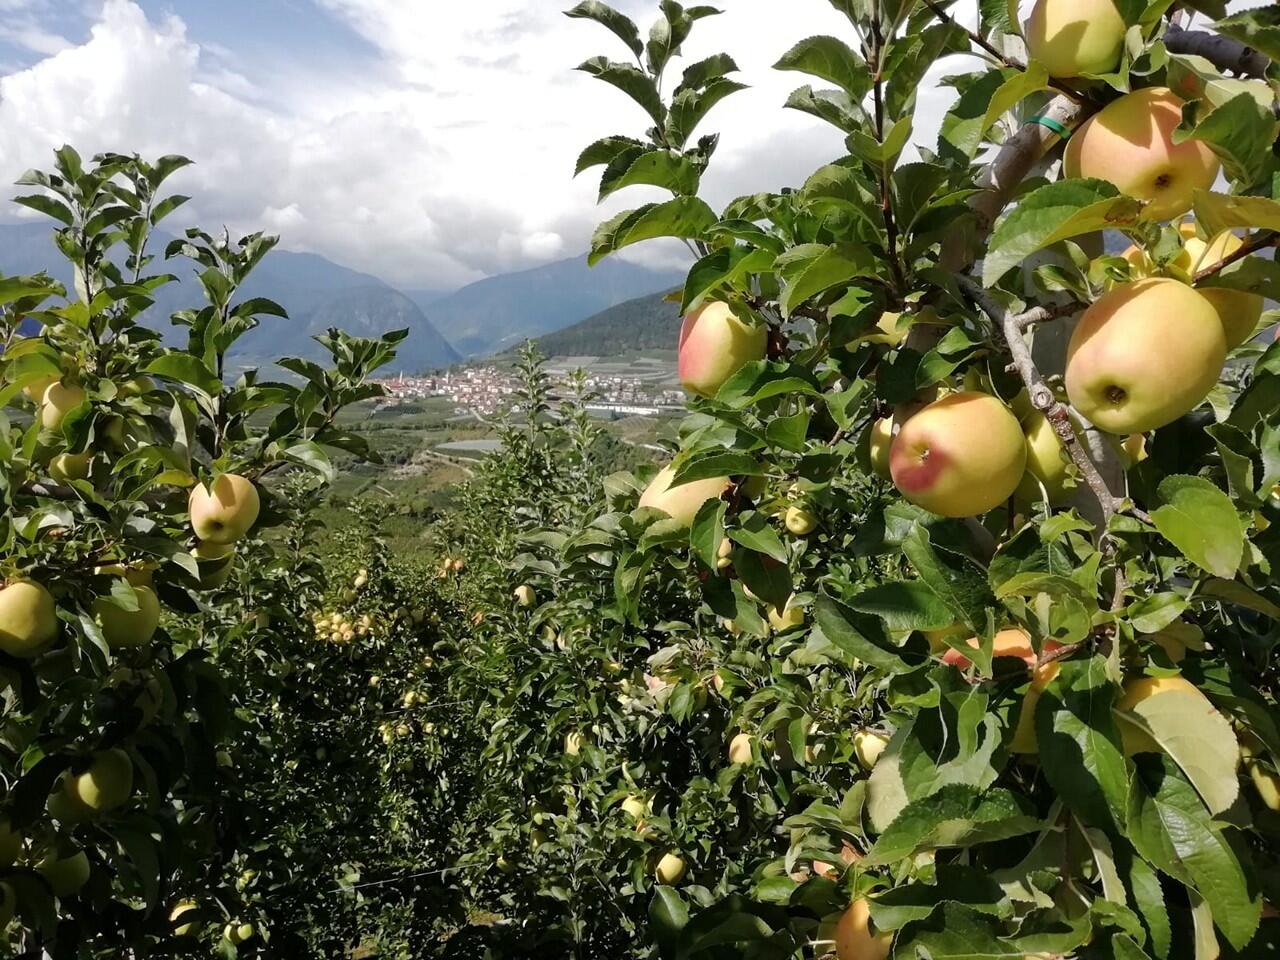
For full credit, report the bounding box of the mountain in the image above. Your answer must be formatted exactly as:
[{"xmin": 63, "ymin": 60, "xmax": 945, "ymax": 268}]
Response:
[
  {"xmin": 428, "ymin": 254, "xmax": 683, "ymax": 357},
  {"xmin": 534, "ymin": 289, "xmax": 682, "ymax": 357},
  {"xmin": 0, "ymin": 223, "xmax": 461, "ymax": 372}
]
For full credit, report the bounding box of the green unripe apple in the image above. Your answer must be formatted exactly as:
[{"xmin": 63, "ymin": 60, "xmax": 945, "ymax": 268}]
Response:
[
  {"xmin": 63, "ymin": 748, "xmax": 133, "ymax": 814},
  {"xmin": 91, "ymin": 584, "xmax": 160, "ymax": 648},
  {"xmin": 0, "ymin": 579, "xmax": 59, "ymax": 658},
  {"xmin": 48, "ymin": 451, "xmax": 93, "ymax": 482},
  {"xmin": 1025, "ymin": 0, "xmax": 1125, "ymax": 78},
  {"xmin": 37, "ymin": 848, "xmax": 91, "ymax": 896}
]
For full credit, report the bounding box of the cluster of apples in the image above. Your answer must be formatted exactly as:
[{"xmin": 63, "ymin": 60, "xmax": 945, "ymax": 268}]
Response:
[
  {"xmin": 169, "ymin": 899, "xmax": 255, "ymax": 946},
  {"xmin": 312, "ymin": 608, "xmax": 376, "ymax": 645},
  {"xmin": 188, "ymin": 472, "xmax": 260, "ymax": 588}
]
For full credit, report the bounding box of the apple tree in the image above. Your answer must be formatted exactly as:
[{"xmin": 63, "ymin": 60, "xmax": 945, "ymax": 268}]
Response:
[
  {"xmin": 0, "ymin": 147, "xmax": 402, "ymax": 955},
  {"xmin": 454, "ymin": 0, "xmax": 1280, "ymax": 957}
]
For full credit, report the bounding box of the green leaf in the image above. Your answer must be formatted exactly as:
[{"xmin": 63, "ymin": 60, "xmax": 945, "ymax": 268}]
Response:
[
  {"xmin": 863, "ymin": 785, "xmax": 1040, "ymax": 866},
  {"xmin": 1175, "ymin": 93, "xmax": 1278, "ymax": 187},
  {"xmin": 941, "ymin": 65, "xmax": 1050, "ymax": 159},
  {"xmin": 1151, "ymin": 475, "xmax": 1244, "ymax": 579},
  {"xmin": 575, "ymin": 135, "xmax": 645, "ymax": 175},
  {"xmin": 1214, "ymin": 6, "xmax": 1280, "ymax": 62},
  {"xmin": 671, "ymin": 449, "xmax": 762, "ymax": 486},
  {"xmin": 783, "ymin": 85, "xmax": 867, "ymax": 133},
  {"xmin": 12, "ymin": 194, "xmax": 74, "ymax": 226},
  {"xmin": 589, "ymin": 198, "xmax": 717, "ymax": 265},
  {"xmin": 900, "ymin": 524, "xmax": 995, "ymax": 633},
  {"xmin": 599, "ymin": 149, "xmax": 700, "ymax": 201},
  {"xmin": 849, "ymin": 580, "xmax": 957, "ymax": 631},
  {"xmin": 773, "ymin": 35, "xmax": 871, "ymax": 98},
  {"xmin": 143, "ymin": 353, "xmax": 222, "ymax": 399},
  {"xmin": 564, "ymin": 1, "xmax": 644, "ymax": 58},
  {"xmin": 814, "ymin": 593, "xmax": 921, "ymax": 674},
  {"xmin": 649, "ymin": 886, "xmax": 689, "ymax": 957},
  {"xmin": 1192, "ymin": 190, "xmax": 1280, "ymax": 235},
  {"xmin": 984, "ymin": 179, "xmax": 1143, "ymax": 285},
  {"xmin": 1036, "ymin": 657, "xmax": 1129, "ymax": 832},
  {"xmin": 728, "ymin": 511, "xmax": 788, "ymax": 565},
  {"xmin": 775, "ymin": 242, "xmax": 875, "ymax": 317},
  {"xmin": 681, "ymin": 245, "xmax": 773, "ymax": 313},
  {"xmin": 1114, "ymin": 689, "xmax": 1239, "ymax": 815},
  {"xmin": 575, "ymin": 57, "xmax": 666, "ymax": 126},
  {"xmin": 764, "ymin": 409, "xmax": 810, "ymax": 453},
  {"xmin": 1127, "ymin": 755, "xmax": 1261, "ymax": 950},
  {"xmin": 666, "ymin": 77, "xmax": 747, "ymax": 147},
  {"xmin": 870, "ymin": 866, "xmax": 1013, "ymax": 929}
]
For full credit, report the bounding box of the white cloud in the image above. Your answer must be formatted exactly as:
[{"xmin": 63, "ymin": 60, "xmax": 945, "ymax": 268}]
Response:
[{"xmin": 0, "ymin": 0, "xmax": 984, "ymax": 289}]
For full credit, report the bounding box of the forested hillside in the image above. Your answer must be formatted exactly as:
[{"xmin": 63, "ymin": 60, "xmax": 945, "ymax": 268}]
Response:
[{"xmin": 533, "ymin": 289, "xmax": 679, "ymax": 356}]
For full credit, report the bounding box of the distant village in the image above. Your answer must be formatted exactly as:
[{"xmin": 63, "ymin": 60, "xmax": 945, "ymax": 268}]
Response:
[{"xmin": 369, "ymin": 365, "xmax": 686, "ymax": 418}]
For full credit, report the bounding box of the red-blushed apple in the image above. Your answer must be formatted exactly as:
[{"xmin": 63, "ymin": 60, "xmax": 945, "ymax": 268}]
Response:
[
  {"xmin": 638, "ymin": 465, "xmax": 730, "ymax": 527},
  {"xmin": 1025, "ymin": 0, "xmax": 1126, "ymax": 79},
  {"xmin": 678, "ymin": 301, "xmax": 767, "ymax": 399},
  {"xmin": 188, "ymin": 473, "xmax": 260, "ymax": 544},
  {"xmin": 0, "ymin": 579, "xmax": 58, "ymax": 658},
  {"xmin": 889, "ymin": 392, "xmax": 1026, "ymax": 517},
  {"xmin": 1064, "ymin": 88, "xmax": 1220, "ymax": 221},
  {"xmin": 940, "ymin": 628, "xmax": 1064, "ymax": 672},
  {"xmin": 1066, "ymin": 278, "xmax": 1225, "ymax": 434}
]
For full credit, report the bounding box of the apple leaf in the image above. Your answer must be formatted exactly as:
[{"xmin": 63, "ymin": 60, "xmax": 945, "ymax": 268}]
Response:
[
  {"xmin": 863, "ymin": 784, "xmax": 1041, "ymax": 862},
  {"xmin": 848, "ymin": 580, "xmax": 957, "ymax": 631},
  {"xmin": 1174, "ymin": 93, "xmax": 1278, "ymax": 188},
  {"xmin": 773, "ymin": 35, "xmax": 871, "ymax": 98},
  {"xmin": 598, "ymin": 148, "xmax": 700, "ymax": 201},
  {"xmin": 815, "ymin": 592, "xmax": 920, "ymax": 674},
  {"xmin": 1151, "ymin": 475, "xmax": 1244, "ymax": 579},
  {"xmin": 589, "ymin": 197, "xmax": 718, "ymax": 265},
  {"xmin": 942, "ymin": 64, "xmax": 1050, "ymax": 160},
  {"xmin": 1127, "ymin": 755, "xmax": 1261, "ymax": 950},
  {"xmin": 775, "ymin": 242, "xmax": 876, "ymax": 317},
  {"xmin": 869, "ymin": 866, "xmax": 1014, "ymax": 929},
  {"xmin": 1192, "ymin": 189, "xmax": 1280, "ymax": 235},
  {"xmin": 984, "ymin": 179, "xmax": 1143, "ymax": 286},
  {"xmin": 564, "ymin": 1, "xmax": 644, "ymax": 58},
  {"xmin": 1214, "ymin": 5, "xmax": 1280, "ymax": 62},
  {"xmin": 1115, "ymin": 689, "xmax": 1240, "ymax": 814}
]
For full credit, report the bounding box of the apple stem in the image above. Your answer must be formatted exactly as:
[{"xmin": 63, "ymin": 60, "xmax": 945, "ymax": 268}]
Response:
[{"xmin": 955, "ymin": 275, "xmax": 1153, "ymax": 531}]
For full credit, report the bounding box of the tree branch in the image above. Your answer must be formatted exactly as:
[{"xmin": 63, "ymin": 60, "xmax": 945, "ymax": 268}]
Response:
[
  {"xmin": 955, "ymin": 275, "xmax": 1151, "ymax": 529},
  {"xmin": 1164, "ymin": 24, "xmax": 1270, "ymax": 79},
  {"xmin": 1193, "ymin": 229, "xmax": 1278, "ymax": 283}
]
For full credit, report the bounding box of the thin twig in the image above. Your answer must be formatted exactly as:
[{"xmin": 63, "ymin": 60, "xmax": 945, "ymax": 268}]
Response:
[{"xmin": 1193, "ymin": 229, "xmax": 1278, "ymax": 283}]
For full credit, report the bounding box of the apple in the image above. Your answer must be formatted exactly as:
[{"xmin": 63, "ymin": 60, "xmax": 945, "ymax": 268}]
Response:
[
  {"xmin": 39, "ymin": 382, "xmax": 86, "ymax": 431},
  {"xmin": 868, "ymin": 417, "xmax": 894, "ymax": 479},
  {"xmin": 37, "ymin": 848, "xmax": 90, "ymax": 896},
  {"xmin": 63, "ymin": 748, "xmax": 133, "ymax": 814},
  {"xmin": 1066, "ymin": 278, "xmax": 1224, "ymax": 434},
  {"xmin": 529, "ymin": 828, "xmax": 548, "ymax": 851},
  {"xmin": 728, "ymin": 732, "xmax": 755, "ymax": 764},
  {"xmin": 225, "ymin": 922, "xmax": 255, "ymax": 944},
  {"xmin": 889, "ymin": 391, "xmax": 1026, "ymax": 517},
  {"xmin": 1064, "ymin": 88, "xmax": 1220, "ymax": 221},
  {"xmin": 835, "ymin": 898, "xmax": 892, "ymax": 960},
  {"xmin": 170, "ymin": 899, "xmax": 201, "ymax": 937},
  {"xmin": 1120, "ymin": 433, "xmax": 1149, "ymax": 467},
  {"xmin": 638, "ymin": 465, "xmax": 731, "ymax": 527},
  {"xmin": 678, "ymin": 301, "xmax": 768, "ymax": 398},
  {"xmin": 22, "ymin": 370, "xmax": 60, "ymax": 401},
  {"xmin": 48, "ymin": 451, "xmax": 93, "ymax": 483},
  {"xmin": 0, "ymin": 818, "xmax": 20, "ymax": 868},
  {"xmin": 188, "ymin": 473, "xmax": 261, "ymax": 544},
  {"xmin": 1114, "ymin": 674, "xmax": 1218, "ymax": 755},
  {"xmin": 847, "ymin": 310, "xmax": 910, "ymax": 349},
  {"xmin": 784, "ymin": 504, "xmax": 817, "ymax": 535},
  {"xmin": 941, "ymin": 628, "xmax": 1063, "ymax": 672},
  {"xmin": 655, "ymin": 851, "xmax": 687, "ymax": 885},
  {"xmin": 1025, "ymin": 0, "xmax": 1125, "ymax": 78},
  {"xmin": 1186, "ymin": 231, "xmax": 1265, "ymax": 348},
  {"xmin": 1009, "ymin": 659, "xmax": 1062, "ymax": 754},
  {"xmin": 768, "ymin": 600, "xmax": 806, "ymax": 633},
  {"xmin": 191, "ymin": 541, "xmax": 235, "ymax": 590},
  {"xmin": 1240, "ymin": 737, "xmax": 1280, "ymax": 812},
  {"xmin": 0, "ymin": 579, "xmax": 59, "ymax": 658},
  {"xmin": 513, "ymin": 584, "xmax": 537, "ymax": 607},
  {"xmin": 716, "ymin": 537, "xmax": 733, "ymax": 571},
  {"xmin": 1017, "ymin": 411, "xmax": 1074, "ymax": 504},
  {"xmin": 564, "ymin": 731, "xmax": 584, "ymax": 756},
  {"xmin": 91, "ymin": 583, "xmax": 160, "ymax": 648},
  {"xmin": 118, "ymin": 375, "xmax": 154, "ymax": 398},
  {"xmin": 853, "ymin": 729, "xmax": 889, "ymax": 771}
]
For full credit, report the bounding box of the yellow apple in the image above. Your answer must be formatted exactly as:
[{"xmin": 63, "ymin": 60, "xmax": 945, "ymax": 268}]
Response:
[
  {"xmin": 655, "ymin": 851, "xmax": 687, "ymax": 885},
  {"xmin": 188, "ymin": 473, "xmax": 261, "ymax": 544},
  {"xmin": 784, "ymin": 505, "xmax": 817, "ymax": 535},
  {"xmin": 63, "ymin": 748, "xmax": 133, "ymax": 813},
  {"xmin": 170, "ymin": 899, "xmax": 201, "ymax": 937},
  {"xmin": 835, "ymin": 898, "xmax": 892, "ymax": 960},
  {"xmin": 768, "ymin": 599, "xmax": 806, "ymax": 633},
  {"xmin": 37, "ymin": 848, "xmax": 90, "ymax": 895},
  {"xmin": 0, "ymin": 579, "xmax": 59, "ymax": 658},
  {"xmin": 889, "ymin": 392, "xmax": 1026, "ymax": 517},
  {"xmin": 48, "ymin": 451, "xmax": 93, "ymax": 483},
  {"xmin": 513, "ymin": 584, "xmax": 537, "ymax": 607},
  {"xmin": 1240, "ymin": 737, "xmax": 1280, "ymax": 812},
  {"xmin": 0, "ymin": 818, "xmax": 20, "ymax": 868},
  {"xmin": 191, "ymin": 541, "xmax": 235, "ymax": 590},
  {"xmin": 1017, "ymin": 411, "xmax": 1074, "ymax": 504},
  {"xmin": 678, "ymin": 301, "xmax": 768, "ymax": 398},
  {"xmin": 22, "ymin": 371, "xmax": 60, "ymax": 402},
  {"xmin": 1010, "ymin": 660, "xmax": 1062, "ymax": 754},
  {"xmin": 868, "ymin": 417, "xmax": 894, "ymax": 479},
  {"xmin": 91, "ymin": 584, "xmax": 160, "ymax": 648},
  {"xmin": 1025, "ymin": 0, "xmax": 1126, "ymax": 78},
  {"xmin": 1064, "ymin": 88, "xmax": 1220, "ymax": 221},
  {"xmin": 638, "ymin": 464, "xmax": 730, "ymax": 527},
  {"xmin": 853, "ymin": 729, "xmax": 890, "ymax": 771},
  {"xmin": 1114, "ymin": 674, "xmax": 1216, "ymax": 755},
  {"xmin": 1186, "ymin": 231, "xmax": 1265, "ymax": 348},
  {"xmin": 224, "ymin": 921, "xmax": 255, "ymax": 944},
  {"xmin": 728, "ymin": 732, "xmax": 755, "ymax": 764},
  {"xmin": 39, "ymin": 382, "xmax": 86, "ymax": 431},
  {"xmin": 1066, "ymin": 279, "xmax": 1224, "ymax": 433},
  {"xmin": 847, "ymin": 310, "xmax": 910, "ymax": 349}
]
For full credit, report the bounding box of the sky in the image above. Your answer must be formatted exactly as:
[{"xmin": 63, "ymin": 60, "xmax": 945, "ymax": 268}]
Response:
[{"xmin": 0, "ymin": 0, "xmax": 987, "ymax": 290}]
